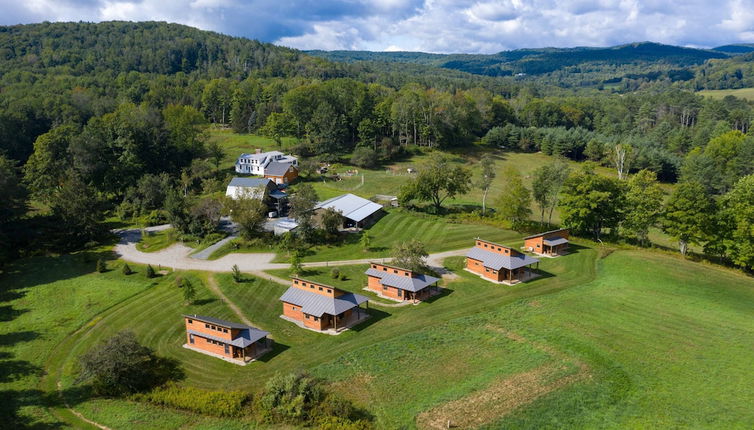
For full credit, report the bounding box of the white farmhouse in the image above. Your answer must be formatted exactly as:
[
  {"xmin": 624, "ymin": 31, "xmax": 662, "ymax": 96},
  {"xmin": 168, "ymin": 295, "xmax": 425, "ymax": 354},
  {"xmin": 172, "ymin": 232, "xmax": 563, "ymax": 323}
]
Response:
[{"xmin": 235, "ymin": 149, "xmax": 298, "ymax": 175}]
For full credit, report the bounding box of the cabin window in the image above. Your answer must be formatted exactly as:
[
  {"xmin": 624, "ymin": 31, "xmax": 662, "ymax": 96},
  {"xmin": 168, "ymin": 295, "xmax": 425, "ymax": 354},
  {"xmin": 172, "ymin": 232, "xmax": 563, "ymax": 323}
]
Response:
[
  {"xmin": 189, "ymin": 334, "xmax": 194, "ymax": 344},
  {"xmin": 536, "ymin": 244, "xmax": 541, "ymax": 248},
  {"xmin": 187, "ymin": 319, "xmax": 193, "ymax": 324},
  {"xmin": 310, "ymin": 285, "xmax": 314, "ymax": 289},
  {"xmin": 294, "ymin": 280, "xmax": 299, "ymax": 284},
  {"xmin": 305, "ymin": 315, "xmax": 310, "ymax": 319},
  {"xmin": 223, "ymin": 328, "xmax": 228, "ymax": 333},
  {"xmin": 397, "ymin": 290, "xmax": 402, "ymax": 297},
  {"xmin": 383, "ymin": 285, "xmax": 388, "ymax": 290},
  {"xmin": 372, "ymin": 264, "xmax": 376, "ymax": 268},
  {"xmin": 314, "ymin": 317, "xmax": 319, "ymax": 322},
  {"xmin": 382, "ymin": 267, "xmax": 387, "ymax": 271},
  {"xmin": 205, "ymin": 324, "xmax": 210, "ymax": 328},
  {"xmin": 327, "ymin": 289, "xmax": 331, "ymax": 293},
  {"xmin": 318, "ymin": 287, "xmax": 323, "ymax": 291}
]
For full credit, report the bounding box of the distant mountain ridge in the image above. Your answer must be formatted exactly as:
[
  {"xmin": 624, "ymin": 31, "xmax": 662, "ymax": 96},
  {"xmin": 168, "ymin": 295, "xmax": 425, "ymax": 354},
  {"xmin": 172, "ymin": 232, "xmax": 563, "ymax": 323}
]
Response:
[{"xmin": 308, "ymin": 42, "xmax": 729, "ymax": 77}]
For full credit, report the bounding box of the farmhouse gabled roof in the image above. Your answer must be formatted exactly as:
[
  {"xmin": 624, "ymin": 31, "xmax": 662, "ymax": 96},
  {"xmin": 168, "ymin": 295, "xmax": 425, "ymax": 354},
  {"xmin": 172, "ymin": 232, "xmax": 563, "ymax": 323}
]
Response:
[
  {"xmin": 466, "ymin": 247, "xmax": 539, "ymax": 271},
  {"xmin": 365, "ymin": 268, "xmax": 440, "ymax": 292},
  {"xmin": 228, "ymin": 177, "xmax": 273, "ymax": 188},
  {"xmin": 315, "ymin": 193, "xmax": 382, "ymax": 222},
  {"xmin": 523, "ymin": 228, "xmax": 569, "ymax": 240},
  {"xmin": 265, "ymin": 161, "xmax": 295, "ymax": 177},
  {"xmin": 279, "ymin": 287, "xmax": 368, "ymax": 317}
]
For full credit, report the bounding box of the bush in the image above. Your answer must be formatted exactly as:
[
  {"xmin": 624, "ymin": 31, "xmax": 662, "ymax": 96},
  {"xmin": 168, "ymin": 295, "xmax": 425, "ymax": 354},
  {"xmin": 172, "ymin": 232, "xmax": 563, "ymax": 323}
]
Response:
[
  {"xmin": 339, "ymin": 273, "xmax": 348, "ymax": 281},
  {"xmin": 96, "ymin": 258, "xmax": 107, "ymax": 273},
  {"xmin": 330, "ymin": 268, "xmax": 341, "ymax": 279},
  {"xmin": 122, "ymin": 263, "xmax": 133, "ymax": 275},
  {"xmin": 133, "ymin": 384, "xmax": 249, "ymax": 417},
  {"xmin": 232, "ymin": 264, "xmax": 242, "ymax": 283},
  {"xmin": 145, "ymin": 264, "xmax": 155, "ymax": 278},
  {"xmin": 77, "ymin": 330, "xmax": 182, "ymax": 396},
  {"xmin": 255, "ymin": 372, "xmax": 323, "ymax": 424}
]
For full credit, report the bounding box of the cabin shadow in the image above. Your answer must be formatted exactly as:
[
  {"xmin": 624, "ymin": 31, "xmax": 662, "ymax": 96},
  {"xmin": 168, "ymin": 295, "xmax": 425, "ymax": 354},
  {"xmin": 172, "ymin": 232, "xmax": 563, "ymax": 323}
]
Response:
[
  {"xmin": 256, "ymin": 342, "xmax": 290, "ymax": 363},
  {"xmin": 531, "ymin": 268, "xmax": 555, "ymax": 281},
  {"xmin": 423, "ymin": 286, "xmax": 454, "ymax": 304},
  {"xmin": 561, "ymin": 243, "xmax": 589, "ymax": 255},
  {"xmin": 350, "ymin": 308, "xmax": 391, "ymax": 332}
]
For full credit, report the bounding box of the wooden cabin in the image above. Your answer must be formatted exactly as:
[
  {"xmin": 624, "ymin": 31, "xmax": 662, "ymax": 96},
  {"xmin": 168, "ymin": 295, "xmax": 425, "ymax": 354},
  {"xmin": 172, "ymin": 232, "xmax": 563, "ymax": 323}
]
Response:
[
  {"xmin": 466, "ymin": 239, "xmax": 540, "ymax": 284},
  {"xmin": 365, "ymin": 262, "xmax": 440, "ymax": 302},
  {"xmin": 524, "ymin": 229, "xmax": 570, "ymax": 256},
  {"xmin": 183, "ymin": 315, "xmax": 271, "ymax": 364},
  {"xmin": 279, "ymin": 278, "xmax": 369, "ymax": 333}
]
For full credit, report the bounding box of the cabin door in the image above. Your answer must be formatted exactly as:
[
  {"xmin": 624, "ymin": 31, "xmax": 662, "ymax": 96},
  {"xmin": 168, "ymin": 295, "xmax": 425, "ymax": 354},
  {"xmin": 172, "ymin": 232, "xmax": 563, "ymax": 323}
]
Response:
[{"xmin": 224, "ymin": 344, "xmax": 230, "ymax": 355}]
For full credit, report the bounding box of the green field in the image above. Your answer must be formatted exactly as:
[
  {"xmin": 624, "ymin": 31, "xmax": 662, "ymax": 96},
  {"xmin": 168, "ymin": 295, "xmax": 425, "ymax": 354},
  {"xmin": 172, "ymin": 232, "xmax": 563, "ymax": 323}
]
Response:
[
  {"xmin": 272, "ymin": 209, "xmax": 522, "ymax": 263},
  {"xmin": 698, "ymin": 88, "xmax": 754, "ymax": 101}
]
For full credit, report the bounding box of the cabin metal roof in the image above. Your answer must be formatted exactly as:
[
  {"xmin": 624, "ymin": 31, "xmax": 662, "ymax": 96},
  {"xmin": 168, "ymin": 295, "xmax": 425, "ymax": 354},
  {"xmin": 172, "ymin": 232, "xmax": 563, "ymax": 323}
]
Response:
[
  {"xmin": 523, "ymin": 228, "xmax": 569, "ymax": 240},
  {"xmin": 185, "ymin": 314, "xmax": 250, "ymax": 330},
  {"xmin": 466, "ymin": 247, "xmax": 539, "ymax": 271},
  {"xmin": 365, "ymin": 268, "xmax": 440, "ymax": 292},
  {"xmin": 543, "ymin": 237, "xmax": 569, "ymax": 246},
  {"xmin": 315, "ymin": 193, "xmax": 383, "ymax": 222},
  {"xmin": 187, "ymin": 328, "xmax": 269, "ymax": 348},
  {"xmin": 279, "ymin": 287, "xmax": 368, "ymax": 317}
]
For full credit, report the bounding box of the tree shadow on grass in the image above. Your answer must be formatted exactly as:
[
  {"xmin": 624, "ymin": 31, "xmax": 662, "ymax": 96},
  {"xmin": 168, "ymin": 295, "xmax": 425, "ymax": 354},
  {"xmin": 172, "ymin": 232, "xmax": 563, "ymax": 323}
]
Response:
[
  {"xmin": 0, "ymin": 388, "xmax": 66, "ymax": 429},
  {"xmin": 0, "ymin": 331, "xmax": 39, "ymax": 347},
  {"xmin": 191, "ymin": 298, "xmax": 218, "ymax": 306}
]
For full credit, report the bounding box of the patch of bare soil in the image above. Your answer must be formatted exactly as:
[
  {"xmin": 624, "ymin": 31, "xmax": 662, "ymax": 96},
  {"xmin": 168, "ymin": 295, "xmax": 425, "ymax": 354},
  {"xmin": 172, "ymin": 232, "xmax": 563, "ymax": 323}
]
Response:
[{"xmin": 416, "ymin": 326, "xmax": 589, "ymax": 429}]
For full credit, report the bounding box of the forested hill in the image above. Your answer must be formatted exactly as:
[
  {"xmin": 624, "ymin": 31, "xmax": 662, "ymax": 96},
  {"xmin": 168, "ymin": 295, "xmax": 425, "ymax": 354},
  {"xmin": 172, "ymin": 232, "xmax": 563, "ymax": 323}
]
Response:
[
  {"xmin": 308, "ymin": 42, "xmax": 728, "ymax": 77},
  {"xmin": 0, "ymin": 21, "xmax": 345, "ymax": 79}
]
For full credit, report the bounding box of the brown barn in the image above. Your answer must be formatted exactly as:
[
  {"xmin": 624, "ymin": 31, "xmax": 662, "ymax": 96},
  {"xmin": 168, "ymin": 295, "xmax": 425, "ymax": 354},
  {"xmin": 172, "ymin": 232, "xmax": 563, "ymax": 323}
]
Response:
[
  {"xmin": 183, "ymin": 315, "xmax": 271, "ymax": 364},
  {"xmin": 279, "ymin": 278, "xmax": 369, "ymax": 333},
  {"xmin": 523, "ymin": 228, "xmax": 570, "ymax": 256},
  {"xmin": 365, "ymin": 262, "xmax": 441, "ymax": 302},
  {"xmin": 466, "ymin": 239, "xmax": 540, "ymax": 284},
  {"xmin": 263, "ymin": 161, "xmax": 298, "ymax": 185}
]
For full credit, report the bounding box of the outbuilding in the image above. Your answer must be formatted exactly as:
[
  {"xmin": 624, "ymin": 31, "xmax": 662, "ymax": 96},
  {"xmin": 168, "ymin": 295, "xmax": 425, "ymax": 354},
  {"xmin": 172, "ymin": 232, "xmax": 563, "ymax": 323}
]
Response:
[
  {"xmin": 523, "ymin": 228, "xmax": 570, "ymax": 256},
  {"xmin": 183, "ymin": 315, "xmax": 271, "ymax": 364},
  {"xmin": 466, "ymin": 238, "xmax": 540, "ymax": 284},
  {"xmin": 365, "ymin": 262, "xmax": 440, "ymax": 302},
  {"xmin": 314, "ymin": 193, "xmax": 384, "ymax": 229}
]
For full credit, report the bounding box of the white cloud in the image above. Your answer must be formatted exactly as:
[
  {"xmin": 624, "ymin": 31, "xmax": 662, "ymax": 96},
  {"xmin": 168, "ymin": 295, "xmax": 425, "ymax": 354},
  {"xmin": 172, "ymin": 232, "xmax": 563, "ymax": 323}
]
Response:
[{"xmin": 2, "ymin": 0, "xmax": 754, "ymax": 53}]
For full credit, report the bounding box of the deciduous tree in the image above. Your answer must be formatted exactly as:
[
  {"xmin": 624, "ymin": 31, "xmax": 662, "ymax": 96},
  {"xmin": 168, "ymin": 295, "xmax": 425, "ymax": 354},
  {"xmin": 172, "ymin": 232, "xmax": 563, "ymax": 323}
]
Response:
[{"xmin": 661, "ymin": 181, "xmax": 716, "ymax": 256}]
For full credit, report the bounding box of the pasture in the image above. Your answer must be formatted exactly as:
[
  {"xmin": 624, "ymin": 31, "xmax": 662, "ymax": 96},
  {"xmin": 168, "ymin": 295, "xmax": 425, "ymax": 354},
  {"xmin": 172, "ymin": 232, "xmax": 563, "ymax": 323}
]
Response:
[{"xmin": 698, "ymin": 88, "xmax": 754, "ymax": 101}]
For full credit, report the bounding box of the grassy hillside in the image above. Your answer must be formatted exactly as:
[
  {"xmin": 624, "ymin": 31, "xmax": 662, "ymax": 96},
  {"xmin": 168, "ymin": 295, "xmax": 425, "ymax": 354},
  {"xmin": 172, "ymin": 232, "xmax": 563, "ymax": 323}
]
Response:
[{"xmin": 6, "ymin": 238, "xmax": 752, "ymax": 427}]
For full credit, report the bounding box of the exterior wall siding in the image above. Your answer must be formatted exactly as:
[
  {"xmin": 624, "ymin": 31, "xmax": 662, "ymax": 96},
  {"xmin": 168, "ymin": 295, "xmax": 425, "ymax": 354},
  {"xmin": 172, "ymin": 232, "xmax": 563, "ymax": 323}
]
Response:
[
  {"xmin": 185, "ymin": 318, "xmax": 233, "ymax": 341},
  {"xmin": 189, "ymin": 334, "xmax": 232, "ymax": 357}
]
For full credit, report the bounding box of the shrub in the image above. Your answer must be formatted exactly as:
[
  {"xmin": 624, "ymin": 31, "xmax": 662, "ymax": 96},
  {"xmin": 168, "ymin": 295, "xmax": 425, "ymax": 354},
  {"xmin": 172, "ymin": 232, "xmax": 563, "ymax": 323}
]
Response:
[
  {"xmin": 133, "ymin": 384, "xmax": 249, "ymax": 417},
  {"xmin": 145, "ymin": 264, "xmax": 155, "ymax": 278},
  {"xmin": 330, "ymin": 268, "xmax": 341, "ymax": 279},
  {"xmin": 255, "ymin": 372, "xmax": 323, "ymax": 424},
  {"xmin": 339, "ymin": 273, "xmax": 348, "ymax": 281},
  {"xmin": 77, "ymin": 330, "xmax": 182, "ymax": 396},
  {"xmin": 122, "ymin": 263, "xmax": 133, "ymax": 275},
  {"xmin": 232, "ymin": 264, "xmax": 242, "ymax": 283},
  {"xmin": 96, "ymin": 258, "xmax": 107, "ymax": 273}
]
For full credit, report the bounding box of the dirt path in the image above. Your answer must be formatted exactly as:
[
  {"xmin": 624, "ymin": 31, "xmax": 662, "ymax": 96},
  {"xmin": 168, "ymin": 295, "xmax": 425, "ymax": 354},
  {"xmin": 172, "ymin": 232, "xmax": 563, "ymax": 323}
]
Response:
[
  {"xmin": 205, "ymin": 275, "xmax": 254, "ymax": 327},
  {"xmin": 57, "ymin": 381, "xmax": 112, "ymax": 430},
  {"xmin": 114, "ymin": 227, "xmax": 461, "ymax": 273}
]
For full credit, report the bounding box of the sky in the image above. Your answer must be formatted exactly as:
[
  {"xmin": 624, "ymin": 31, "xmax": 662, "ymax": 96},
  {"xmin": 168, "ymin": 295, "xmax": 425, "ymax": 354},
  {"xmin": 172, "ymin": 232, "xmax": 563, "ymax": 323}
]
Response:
[{"xmin": 2, "ymin": 0, "xmax": 754, "ymax": 54}]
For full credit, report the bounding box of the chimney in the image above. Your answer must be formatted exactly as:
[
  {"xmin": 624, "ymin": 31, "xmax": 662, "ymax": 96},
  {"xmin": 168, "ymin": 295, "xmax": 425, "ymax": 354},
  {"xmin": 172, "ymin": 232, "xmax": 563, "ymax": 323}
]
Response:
[{"xmin": 255, "ymin": 148, "xmax": 262, "ymax": 154}]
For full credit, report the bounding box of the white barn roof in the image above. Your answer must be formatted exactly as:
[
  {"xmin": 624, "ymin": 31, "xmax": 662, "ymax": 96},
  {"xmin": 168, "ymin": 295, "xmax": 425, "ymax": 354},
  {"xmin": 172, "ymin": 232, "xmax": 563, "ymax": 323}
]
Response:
[{"xmin": 315, "ymin": 194, "xmax": 382, "ymax": 223}]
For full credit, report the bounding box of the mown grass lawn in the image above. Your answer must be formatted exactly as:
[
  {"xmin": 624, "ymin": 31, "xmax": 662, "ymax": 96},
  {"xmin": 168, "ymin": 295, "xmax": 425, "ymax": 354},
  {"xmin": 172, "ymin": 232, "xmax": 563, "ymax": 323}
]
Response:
[
  {"xmin": 37, "ymin": 241, "xmax": 594, "ymax": 428},
  {"xmin": 136, "ymin": 228, "xmax": 179, "ymax": 253},
  {"xmin": 698, "ymin": 87, "xmax": 754, "ymax": 101},
  {"xmin": 206, "ymin": 129, "xmax": 298, "ymax": 171},
  {"xmin": 272, "ymin": 209, "xmax": 523, "ymax": 263}
]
